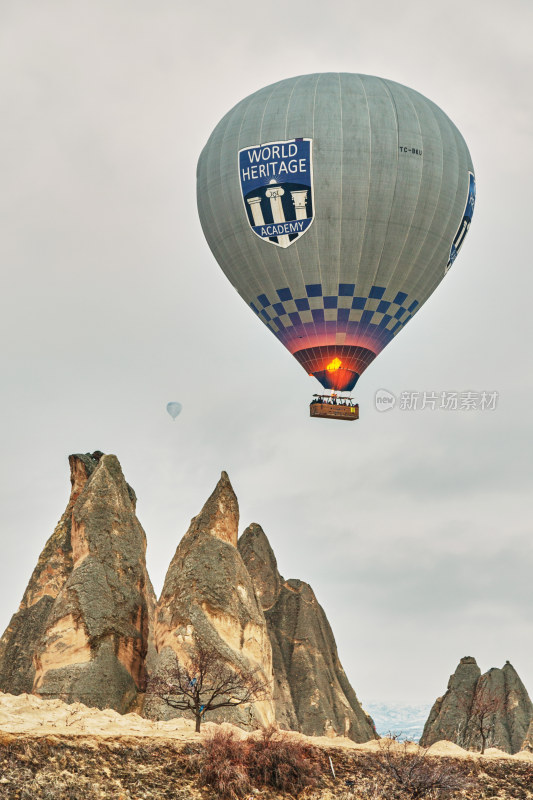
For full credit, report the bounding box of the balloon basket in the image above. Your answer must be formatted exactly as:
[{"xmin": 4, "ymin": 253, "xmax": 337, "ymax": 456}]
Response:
[{"xmin": 309, "ymin": 395, "xmax": 359, "ymax": 421}]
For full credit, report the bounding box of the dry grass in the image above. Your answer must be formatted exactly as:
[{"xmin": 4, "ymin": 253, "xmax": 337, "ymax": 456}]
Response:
[
  {"xmin": 0, "ymin": 730, "xmax": 532, "ymax": 799},
  {"xmin": 0, "ymin": 735, "xmax": 200, "ymax": 799},
  {"xmin": 0, "ymin": 754, "xmax": 102, "ymax": 800}
]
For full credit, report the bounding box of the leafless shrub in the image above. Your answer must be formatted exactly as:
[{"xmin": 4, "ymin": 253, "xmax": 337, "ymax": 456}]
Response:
[
  {"xmin": 247, "ymin": 725, "xmax": 321, "ymax": 793},
  {"xmin": 194, "ymin": 729, "xmax": 252, "ymax": 799},
  {"xmin": 194, "ymin": 725, "xmax": 321, "ymax": 798},
  {"xmin": 372, "ymin": 736, "xmax": 473, "ymax": 798}
]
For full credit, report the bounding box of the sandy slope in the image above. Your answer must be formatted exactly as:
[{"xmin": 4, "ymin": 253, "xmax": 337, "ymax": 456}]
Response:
[{"xmin": 1, "ymin": 692, "xmax": 532, "ymax": 762}]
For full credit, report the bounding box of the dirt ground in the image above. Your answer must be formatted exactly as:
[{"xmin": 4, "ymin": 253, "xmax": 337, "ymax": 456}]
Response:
[{"xmin": 1, "ymin": 692, "xmax": 532, "ymax": 798}]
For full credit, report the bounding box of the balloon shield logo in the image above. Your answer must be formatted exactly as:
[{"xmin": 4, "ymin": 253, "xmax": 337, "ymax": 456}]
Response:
[{"xmin": 238, "ymin": 138, "xmax": 314, "ymax": 248}]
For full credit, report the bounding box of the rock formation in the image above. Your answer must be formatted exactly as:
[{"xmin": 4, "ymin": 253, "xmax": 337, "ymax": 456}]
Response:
[
  {"xmin": 1, "ymin": 456, "xmax": 376, "ymax": 740},
  {"xmin": 145, "ymin": 473, "xmax": 275, "ymax": 728},
  {"xmin": 420, "ymin": 656, "xmax": 481, "ymax": 749},
  {"xmin": 522, "ymin": 719, "xmax": 533, "ymax": 751},
  {"xmin": 0, "ymin": 452, "xmax": 156, "ymax": 713},
  {"xmin": 238, "ymin": 523, "xmax": 377, "ymax": 742},
  {"xmin": 0, "ymin": 453, "xmax": 99, "ymax": 695},
  {"xmin": 421, "ymin": 657, "xmax": 533, "ymax": 754}
]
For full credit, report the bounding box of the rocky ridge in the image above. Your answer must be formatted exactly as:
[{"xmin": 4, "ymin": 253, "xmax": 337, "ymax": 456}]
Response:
[{"xmin": 421, "ymin": 657, "xmax": 533, "ymax": 754}]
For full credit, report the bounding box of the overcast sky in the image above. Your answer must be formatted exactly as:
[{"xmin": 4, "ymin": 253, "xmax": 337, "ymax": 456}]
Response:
[{"xmin": 1, "ymin": 0, "xmax": 532, "ymax": 709}]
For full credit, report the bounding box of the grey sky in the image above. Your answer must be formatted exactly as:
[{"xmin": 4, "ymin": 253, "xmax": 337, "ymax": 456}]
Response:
[{"xmin": 1, "ymin": 0, "xmax": 532, "ymax": 708}]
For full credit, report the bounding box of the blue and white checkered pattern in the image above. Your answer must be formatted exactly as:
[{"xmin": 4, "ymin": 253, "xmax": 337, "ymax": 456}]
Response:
[{"xmin": 250, "ymin": 283, "xmax": 419, "ymax": 337}]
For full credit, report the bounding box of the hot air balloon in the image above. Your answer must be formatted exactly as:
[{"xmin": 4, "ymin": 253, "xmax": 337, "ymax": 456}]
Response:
[
  {"xmin": 166, "ymin": 401, "xmax": 182, "ymax": 420},
  {"xmin": 197, "ymin": 73, "xmax": 475, "ymax": 420}
]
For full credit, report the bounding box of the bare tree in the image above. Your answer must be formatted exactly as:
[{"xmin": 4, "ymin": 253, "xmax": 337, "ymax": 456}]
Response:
[
  {"xmin": 468, "ymin": 691, "xmax": 503, "ymax": 755},
  {"xmin": 456, "ymin": 686, "xmax": 504, "ymax": 754},
  {"xmin": 149, "ymin": 641, "xmax": 270, "ymax": 732}
]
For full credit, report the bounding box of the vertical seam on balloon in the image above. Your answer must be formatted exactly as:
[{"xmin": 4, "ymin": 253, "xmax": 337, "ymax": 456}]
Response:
[
  {"xmin": 222, "ymin": 100, "xmax": 250, "ymax": 292},
  {"xmin": 199, "ymin": 126, "xmax": 226, "ymax": 275},
  {"xmin": 284, "ymin": 75, "xmax": 314, "ymax": 353},
  {"xmin": 284, "ymin": 79, "xmax": 307, "ymax": 295},
  {"xmin": 403, "ymin": 98, "xmax": 460, "ymax": 327},
  {"xmin": 259, "ymin": 84, "xmax": 278, "ymax": 144},
  {"xmin": 355, "ymin": 76, "xmax": 377, "ymax": 356},
  {"xmin": 378, "ymin": 81, "xmax": 424, "ymax": 318},
  {"xmin": 201, "ymin": 102, "xmax": 249, "ymax": 313},
  {"xmin": 309, "ymin": 72, "xmax": 322, "ymax": 354},
  {"xmin": 357, "ymin": 76, "xmax": 372, "ymax": 291},
  {"xmin": 393, "ymin": 93, "xmax": 444, "ymax": 319},
  {"xmin": 259, "ymin": 80, "xmax": 305, "ymax": 344},
  {"xmin": 284, "ymin": 79, "xmax": 298, "ymax": 136},
  {"xmin": 358, "ymin": 77, "xmax": 401, "ymax": 351},
  {"xmin": 222, "ymin": 89, "xmax": 278, "ymax": 341},
  {"xmin": 230, "ymin": 95, "xmax": 268, "ymax": 304},
  {"xmin": 337, "ymin": 72, "xmax": 343, "ymax": 351},
  {"xmin": 257, "ymin": 83, "xmax": 292, "ymax": 317},
  {"xmin": 243, "ymin": 84, "xmax": 282, "ymax": 319},
  {"xmin": 234, "ymin": 94, "xmax": 266, "ymax": 304},
  {"xmin": 416, "ymin": 109, "xmax": 470, "ymax": 304}
]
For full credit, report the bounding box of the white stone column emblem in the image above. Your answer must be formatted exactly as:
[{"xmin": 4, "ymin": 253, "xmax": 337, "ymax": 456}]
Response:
[
  {"xmin": 247, "ymin": 196, "xmax": 265, "ymax": 227},
  {"xmin": 291, "ymin": 189, "xmax": 308, "ymax": 220},
  {"xmin": 265, "ymin": 183, "xmax": 290, "ymax": 247}
]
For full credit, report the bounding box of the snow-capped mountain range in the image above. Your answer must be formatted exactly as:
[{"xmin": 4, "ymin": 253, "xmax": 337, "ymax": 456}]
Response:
[{"xmin": 365, "ymin": 703, "xmax": 432, "ymax": 742}]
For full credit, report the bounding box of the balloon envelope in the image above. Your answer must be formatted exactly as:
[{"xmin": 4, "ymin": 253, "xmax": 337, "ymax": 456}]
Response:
[
  {"xmin": 197, "ymin": 73, "xmax": 475, "ymax": 392},
  {"xmin": 166, "ymin": 402, "xmax": 182, "ymax": 420}
]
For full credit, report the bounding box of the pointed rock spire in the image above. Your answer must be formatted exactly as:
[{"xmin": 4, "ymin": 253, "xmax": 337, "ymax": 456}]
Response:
[
  {"xmin": 238, "ymin": 523, "xmax": 280, "ymax": 611},
  {"xmin": 0, "ymin": 452, "xmax": 100, "ymax": 694},
  {"xmin": 146, "ymin": 473, "xmax": 275, "ymax": 728},
  {"xmin": 420, "ymin": 656, "xmax": 481, "ymax": 748},
  {"xmin": 34, "ymin": 454, "xmax": 155, "ymax": 712},
  {"xmin": 495, "ymin": 662, "xmax": 532, "ymax": 753},
  {"xmin": 191, "ymin": 470, "xmax": 239, "ymax": 547},
  {"xmin": 238, "ymin": 523, "xmax": 377, "ymax": 742},
  {"xmin": 0, "ymin": 452, "xmax": 156, "ymax": 713},
  {"xmin": 239, "ymin": 524, "xmax": 297, "ymax": 731}
]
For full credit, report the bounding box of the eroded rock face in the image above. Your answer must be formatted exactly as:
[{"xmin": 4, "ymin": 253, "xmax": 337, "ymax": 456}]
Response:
[
  {"xmin": 145, "ymin": 473, "xmax": 275, "ymax": 728},
  {"xmin": 421, "ymin": 658, "xmax": 533, "ymax": 754},
  {"xmin": 33, "ymin": 454, "xmax": 154, "ymax": 713},
  {"xmin": 472, "ymin": 662, "xmax": 533, "ymax": 754},
  {"xmin": 420, "ymin": 656, "xmax": 481, "ymax": 749},
  {"xmin": 1, "ymin": 458, "xmax": 376, "ymax": 737},
  {"xmin": 522, "ymin": 719, "xmax": 533, "ymax": 751},
  {"xmin": 238, "ymin": 523, "xmax": 377, "ymax": 742},
  {"xmin": 0, "ymin": 452, "xmax": 155, "ymax": 714},
  {"xmin": 0, "ymin": 453, "xmax": 100, "ymax": 694}
]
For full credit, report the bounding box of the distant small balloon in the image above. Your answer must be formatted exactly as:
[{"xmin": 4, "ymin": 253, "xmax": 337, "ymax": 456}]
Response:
[{"xmin": 166, "ymin": 402, "xmax": 182, "ymax": 420}]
